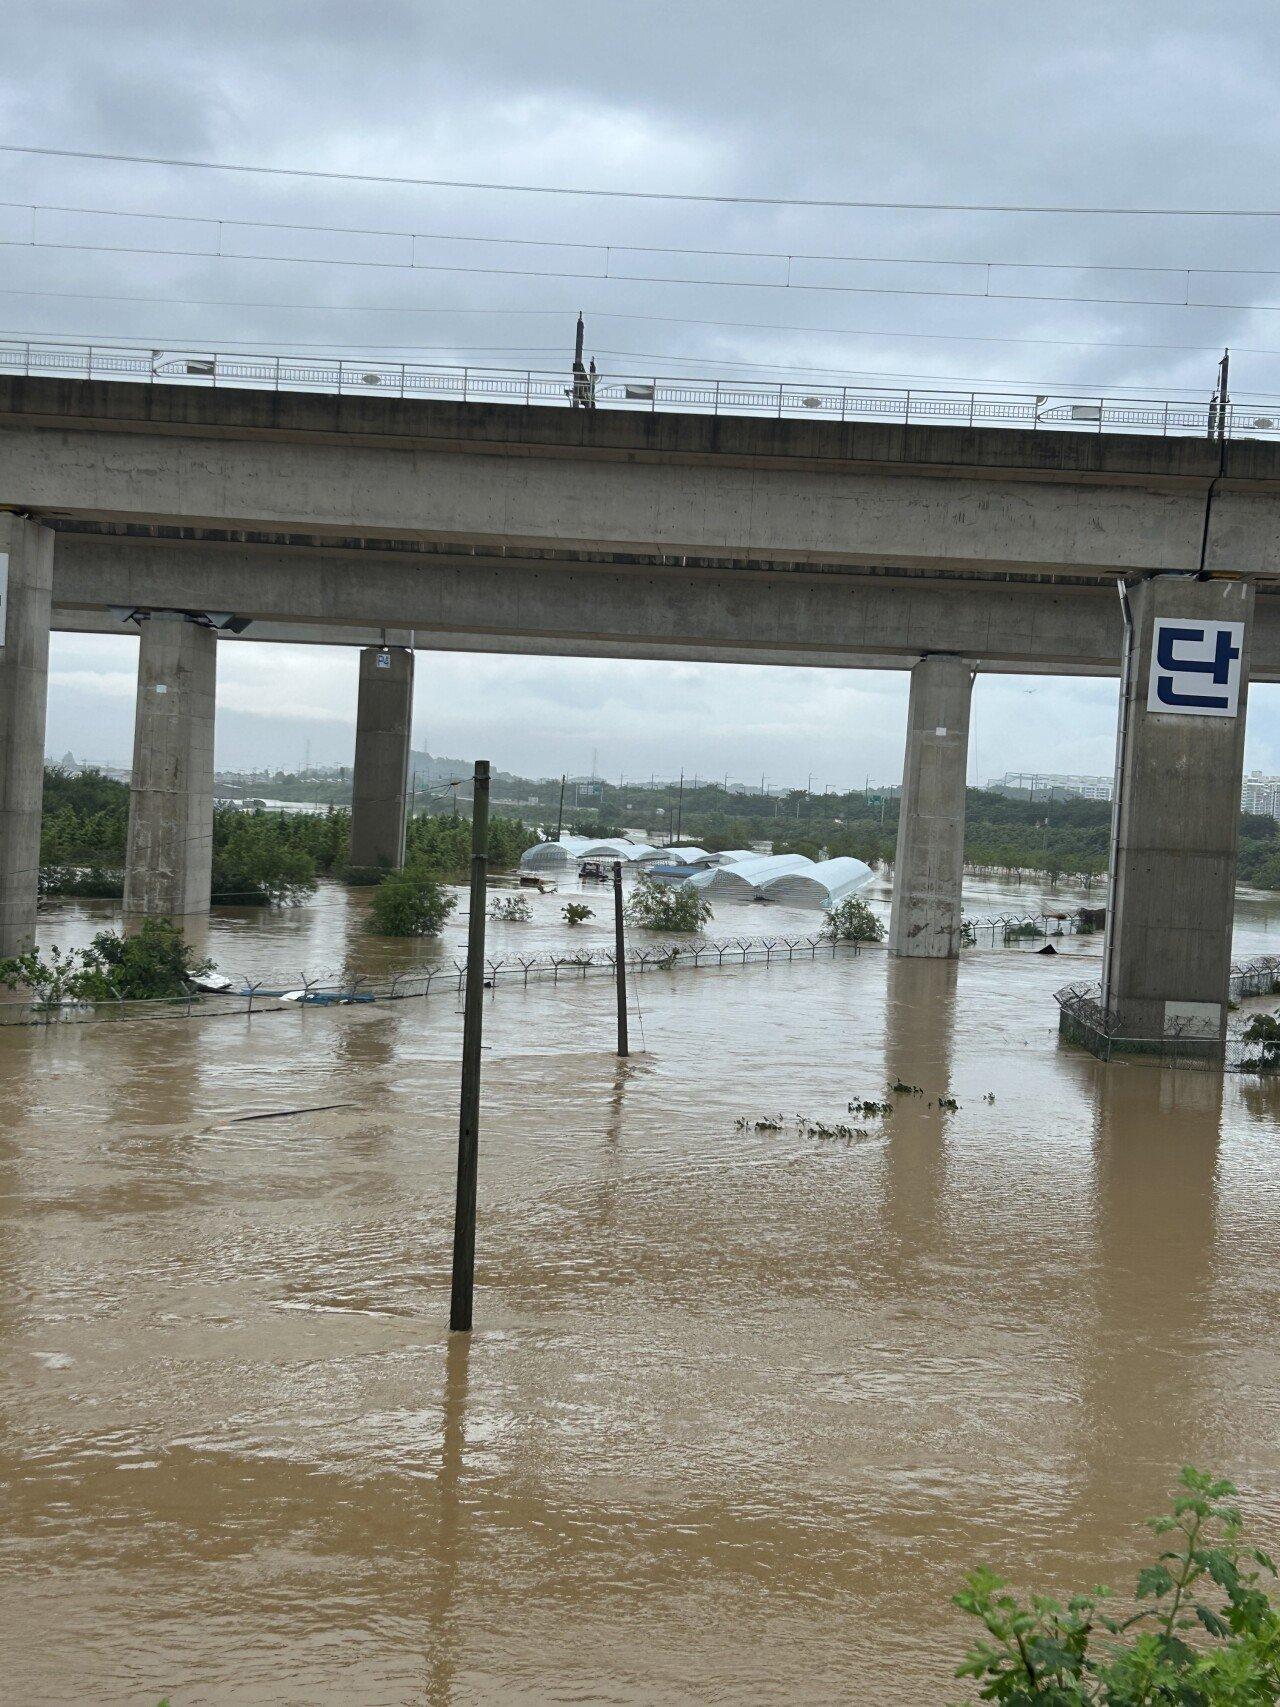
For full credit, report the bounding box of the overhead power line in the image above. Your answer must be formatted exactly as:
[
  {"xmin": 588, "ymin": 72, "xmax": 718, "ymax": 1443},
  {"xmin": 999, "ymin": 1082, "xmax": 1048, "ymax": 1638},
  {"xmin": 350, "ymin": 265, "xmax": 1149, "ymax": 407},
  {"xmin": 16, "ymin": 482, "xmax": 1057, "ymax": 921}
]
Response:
[
  {"xmin": 5, "ymin": 282, "xmax": 1280, "ymax": 360},
  {"xmin": 5, "ymin": 196, "xmax": 1277, "ymax": 278},
  {"xmin": 6, "ymin": 232, "xmax": 1280, "ymax": 314},
  {"xmin": 2, "ymin": 141, "xmax": 1279, "ymax": 218}
]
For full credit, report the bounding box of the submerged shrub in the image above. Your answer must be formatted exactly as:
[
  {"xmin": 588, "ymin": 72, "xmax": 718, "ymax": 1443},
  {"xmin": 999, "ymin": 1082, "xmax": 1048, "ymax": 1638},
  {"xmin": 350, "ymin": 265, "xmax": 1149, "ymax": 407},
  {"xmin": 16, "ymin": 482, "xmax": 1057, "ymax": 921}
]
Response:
[
  {"xmin": 0, "ymin": 919, "xmax": 212, "ymax": 1006},
  {"xmin": 367, "ymin": 868, "xmax": 456, "ymax": 937},
  {"xmin": 823, "ymin": 897, "xmax": 885, "ymax": 942},
  {"xmin": 625, "ymin": 874, "xmax": 713, "ymax": 933},
  {"xmin": 488, "ymin": 894, "xmax": 532, "ymax": 922}
]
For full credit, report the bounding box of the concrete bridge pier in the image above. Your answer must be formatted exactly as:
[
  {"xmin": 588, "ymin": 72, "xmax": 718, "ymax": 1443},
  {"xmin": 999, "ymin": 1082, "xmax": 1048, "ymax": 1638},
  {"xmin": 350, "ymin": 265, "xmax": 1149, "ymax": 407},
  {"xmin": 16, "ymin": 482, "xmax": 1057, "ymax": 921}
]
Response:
[
  {"xmin": 0, "ymin": 514, "xmax": 54, "ymax": 957},
  {"xmin": 1102, "ymin": 574, "xmax": 1253, "ymax": 1050},
  {"xmin": 349, "ymin": 645, "xmax": 414, "ymax": 871},
  {"xmin": 888, "ymin": 654, "xmax": 975, "ymax": 959},
  {"xmin": 123, "ymin": 612, "xmax": 217, "ymax": 923}
]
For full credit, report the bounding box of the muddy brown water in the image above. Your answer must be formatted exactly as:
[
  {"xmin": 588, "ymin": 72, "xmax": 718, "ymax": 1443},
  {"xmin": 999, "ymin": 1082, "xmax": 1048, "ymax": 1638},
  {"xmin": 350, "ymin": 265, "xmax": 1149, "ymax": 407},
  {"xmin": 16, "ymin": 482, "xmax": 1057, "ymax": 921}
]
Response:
[{"xmin": 5, "ymin": 875, "xmax": 1280, "ymax": 1703}]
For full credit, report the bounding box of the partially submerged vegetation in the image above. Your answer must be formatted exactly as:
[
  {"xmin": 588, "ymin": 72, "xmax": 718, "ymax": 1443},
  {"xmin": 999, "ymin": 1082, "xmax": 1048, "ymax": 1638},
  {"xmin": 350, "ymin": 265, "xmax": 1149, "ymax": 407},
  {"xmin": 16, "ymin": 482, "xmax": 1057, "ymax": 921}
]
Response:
[
  {"xmin": 625, "ymin": 873, "xmax": 713, "ymax": 932},
  {"xmin": 823, "ymin": 896, "xmax": 885, "ymax": 942},
  {"xmin": 0, "ymin": 919, "xmax": 211, "ymax": 1009},
  {"xmin": 367, "ymin": 866, "xmax": 456, "ymax": 938},
  {"xmin": 488, "ymin": 894, "xmax": 532, "ymax": 922},
  {"xmin": 40, "ymin": 768, "xmax": 537, "ymax": 932}
]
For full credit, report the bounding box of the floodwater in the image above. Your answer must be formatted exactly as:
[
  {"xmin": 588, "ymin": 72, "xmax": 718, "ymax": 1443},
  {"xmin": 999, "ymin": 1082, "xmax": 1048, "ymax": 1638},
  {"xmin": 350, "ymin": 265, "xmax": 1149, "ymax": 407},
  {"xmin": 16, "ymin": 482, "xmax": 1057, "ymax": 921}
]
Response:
[{"xmin": 5, "ymin": 875, "xmax": 1280, "ymax": 1703}]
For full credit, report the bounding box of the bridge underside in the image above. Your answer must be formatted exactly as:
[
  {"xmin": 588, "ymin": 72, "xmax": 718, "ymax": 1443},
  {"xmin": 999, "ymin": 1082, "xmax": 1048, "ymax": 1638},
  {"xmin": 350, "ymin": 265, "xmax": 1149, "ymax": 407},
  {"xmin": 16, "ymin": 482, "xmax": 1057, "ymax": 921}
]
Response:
[{"xmin": 4, "ymin": 376, "xmax": 1280, "ymax": 1052}]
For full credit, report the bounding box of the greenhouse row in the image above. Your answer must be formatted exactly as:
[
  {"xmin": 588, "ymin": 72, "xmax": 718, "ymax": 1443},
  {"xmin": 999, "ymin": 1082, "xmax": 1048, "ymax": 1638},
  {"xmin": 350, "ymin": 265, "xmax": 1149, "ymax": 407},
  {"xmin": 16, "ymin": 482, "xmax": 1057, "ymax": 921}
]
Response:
[{"xmin": 518, "ymin": 838, "xmax": 874, "ymax": 909}]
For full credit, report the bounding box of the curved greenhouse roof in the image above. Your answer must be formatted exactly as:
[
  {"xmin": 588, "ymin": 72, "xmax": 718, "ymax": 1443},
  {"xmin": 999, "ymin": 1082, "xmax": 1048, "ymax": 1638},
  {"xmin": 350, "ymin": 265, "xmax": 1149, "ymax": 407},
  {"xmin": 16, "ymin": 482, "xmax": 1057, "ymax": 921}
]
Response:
[
  {"xmin": 577, "ymin": 839, "xmax": 660, "ymax": 861},
  {"xmin": 757, "ymin": 857, "xmax": 875, "ymax": 909},
  {"xmin": 519, "ymin": 836, "xmax": 593, "ymax": 871},
  {"xmin": 649, "ymin": 846, "xmax": 712, "ymax": 866},
  {"xmin": 708, "ymin": 848, "xmax": 757, "ymax": 866},
  {"xmin": 687, "ymin": 853, "xmax": 814, "ymax": 896}
]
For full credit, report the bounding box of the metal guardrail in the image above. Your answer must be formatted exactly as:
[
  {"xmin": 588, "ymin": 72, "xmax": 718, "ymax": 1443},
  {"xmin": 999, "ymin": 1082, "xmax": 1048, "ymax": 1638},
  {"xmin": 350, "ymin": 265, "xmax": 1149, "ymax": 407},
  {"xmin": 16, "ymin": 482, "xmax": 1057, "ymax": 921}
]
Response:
[
  {"xmin": 0, "ymin": 931, "xmax": 860, "ymax": 1026},
  {"xmin": 2, "ymin": 337, "xmax": 1277, "ymax": 440}
]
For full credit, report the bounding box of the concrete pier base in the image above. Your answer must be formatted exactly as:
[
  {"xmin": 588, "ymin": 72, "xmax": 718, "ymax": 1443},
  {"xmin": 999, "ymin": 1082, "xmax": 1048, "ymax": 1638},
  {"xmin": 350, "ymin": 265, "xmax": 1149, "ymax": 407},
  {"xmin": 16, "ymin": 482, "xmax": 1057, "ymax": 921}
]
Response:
[
  {"xmin": 0, "ymin": 516, "xmax": 54, "ymax": 957},
  {"xmin": 349, "ymin": 646, "xmax": 414, "ymax": 871},
  {"xmin": 1103, "ymin": 575, "xmax": 1253, "ymax": 1051},
  {"xmin": 888, "ymin": 654, "xmax": 974, "ymax": 959},
  {"xmin": 124, "ymin": 613, "xmax": 216, "ymax": 922}
]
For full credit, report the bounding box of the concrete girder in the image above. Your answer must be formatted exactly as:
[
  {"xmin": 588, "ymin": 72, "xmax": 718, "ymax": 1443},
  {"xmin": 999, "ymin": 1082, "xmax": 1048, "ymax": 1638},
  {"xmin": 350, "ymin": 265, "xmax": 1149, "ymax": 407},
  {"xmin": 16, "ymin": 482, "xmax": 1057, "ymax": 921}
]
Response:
[
  {"xmin": 40, "ymin": 532, "xmax": 1280, "ymax": 680},
  {"xmin": 0, "ymin": 423, "xmax": 1239, "ymax": 576}
]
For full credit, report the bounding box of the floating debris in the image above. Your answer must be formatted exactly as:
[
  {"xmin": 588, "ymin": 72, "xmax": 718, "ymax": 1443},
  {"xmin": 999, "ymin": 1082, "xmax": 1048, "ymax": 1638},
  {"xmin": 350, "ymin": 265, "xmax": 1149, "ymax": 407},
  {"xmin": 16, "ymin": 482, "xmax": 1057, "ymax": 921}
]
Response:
[
  {"xmin": 228, "ymin": 1103, "xmax": 358, "ymax": 1124},
  {"xmin": 889, "ymin": 1080, "xmax": 924, "ymax": 1096}
]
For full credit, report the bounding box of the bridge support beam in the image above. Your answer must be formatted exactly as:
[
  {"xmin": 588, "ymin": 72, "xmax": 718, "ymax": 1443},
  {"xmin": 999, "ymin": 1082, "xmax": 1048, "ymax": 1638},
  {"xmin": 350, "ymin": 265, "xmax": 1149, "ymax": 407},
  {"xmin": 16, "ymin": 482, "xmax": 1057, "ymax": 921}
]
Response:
[
  {"xmin": 124, "ymin": 613, "xmax": 216, "ymax": 923},
  {"xmin": 1102, "ymin": 575, "xmax": 1253, "ymax": 1052},
  {"xmin": 889, "ymin": 654, "xmax": 974, "ymax": 959},
  {"xmin": 349, "ymin": 645, "xmax": 414, "ymax": 871},
  {"xmin": 0, "ymin": 515, "xmax": 54, "ymax": 957}
]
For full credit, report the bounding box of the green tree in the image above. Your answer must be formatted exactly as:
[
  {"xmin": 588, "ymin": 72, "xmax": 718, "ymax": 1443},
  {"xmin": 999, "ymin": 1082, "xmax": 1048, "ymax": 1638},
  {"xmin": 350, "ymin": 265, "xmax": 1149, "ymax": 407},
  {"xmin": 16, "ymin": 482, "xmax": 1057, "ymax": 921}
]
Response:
[
  {"xmin": 367, "ymin": 868, "xmax": 456, "ymax": 937},
  {"xmin": 211, "ymin": 810, "xmax": 318, "ymax": 904},
  {"xmin": 823, "ymin": 897, "xmax": 885, "ymax": 942},
  {"xmin": 625, "ymin": 874, "xmax": 713, "ymax": 932}
]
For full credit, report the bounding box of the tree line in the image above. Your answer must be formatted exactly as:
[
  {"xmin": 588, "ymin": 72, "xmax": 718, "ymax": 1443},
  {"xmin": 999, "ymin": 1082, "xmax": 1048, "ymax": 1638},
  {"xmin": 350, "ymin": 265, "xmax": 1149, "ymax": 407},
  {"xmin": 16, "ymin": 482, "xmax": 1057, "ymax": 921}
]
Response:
[
  {"xmin": 40, "ymin": 765, "xmax": 1280, "ymax": 896},
  {"xmin": 39, "ymin": 768, "xmax": 536, "ymax": 906}
]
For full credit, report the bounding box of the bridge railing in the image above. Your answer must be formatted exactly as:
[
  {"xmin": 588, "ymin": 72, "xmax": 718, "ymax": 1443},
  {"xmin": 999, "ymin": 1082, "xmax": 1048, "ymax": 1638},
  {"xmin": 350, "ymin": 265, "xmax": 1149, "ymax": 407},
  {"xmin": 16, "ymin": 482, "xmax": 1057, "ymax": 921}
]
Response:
[{"xmin": 1, "ymin": 337, "xmax": 1275, "ymax": 440}]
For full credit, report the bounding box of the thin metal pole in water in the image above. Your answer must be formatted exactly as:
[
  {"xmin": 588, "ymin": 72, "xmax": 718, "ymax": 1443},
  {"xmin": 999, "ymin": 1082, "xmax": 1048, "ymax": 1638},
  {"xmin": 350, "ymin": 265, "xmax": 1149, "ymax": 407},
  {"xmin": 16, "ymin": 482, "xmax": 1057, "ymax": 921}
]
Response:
[
  {"xmin": 613, "ymin": 861, "xmax": 629, "ymax": 1058},
  {"xmin": 449, "ymin": 759, "xmax": 491, "ymax": 1333}
]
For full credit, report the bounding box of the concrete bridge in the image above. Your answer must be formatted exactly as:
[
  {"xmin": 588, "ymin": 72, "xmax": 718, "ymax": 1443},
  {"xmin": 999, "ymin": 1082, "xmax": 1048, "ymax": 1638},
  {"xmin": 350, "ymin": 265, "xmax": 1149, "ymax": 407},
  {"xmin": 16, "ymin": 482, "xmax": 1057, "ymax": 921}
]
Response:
[{"xmin": 2, "ymin": 372, "xmax": 1277, "ymax": 1048}]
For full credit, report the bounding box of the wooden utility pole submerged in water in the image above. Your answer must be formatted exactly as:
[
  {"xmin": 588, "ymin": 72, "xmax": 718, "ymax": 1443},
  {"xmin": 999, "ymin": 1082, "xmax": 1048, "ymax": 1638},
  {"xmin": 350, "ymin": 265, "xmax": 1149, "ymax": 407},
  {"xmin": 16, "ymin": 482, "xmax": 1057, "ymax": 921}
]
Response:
[
  {"xmin": 449, "ymin": 759, "xmax": 490, "ymax": 1332},
  {"xmin": 613, "ymin": 860, "xmax": 629, "ymax": 1058}
]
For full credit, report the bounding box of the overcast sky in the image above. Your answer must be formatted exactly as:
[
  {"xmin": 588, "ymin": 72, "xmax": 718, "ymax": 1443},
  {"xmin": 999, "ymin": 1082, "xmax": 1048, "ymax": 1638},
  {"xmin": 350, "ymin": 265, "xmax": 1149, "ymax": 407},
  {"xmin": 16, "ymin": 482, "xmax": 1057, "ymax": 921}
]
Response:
[{"xmin": 9, "ymin": 1, "xmax": 1280, "ymax": 784}]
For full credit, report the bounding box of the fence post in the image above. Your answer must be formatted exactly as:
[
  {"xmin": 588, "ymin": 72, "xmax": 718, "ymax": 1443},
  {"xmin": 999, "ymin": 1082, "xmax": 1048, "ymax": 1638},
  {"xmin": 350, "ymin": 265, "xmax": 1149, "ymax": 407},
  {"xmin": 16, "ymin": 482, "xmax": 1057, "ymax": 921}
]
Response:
[{"xmin": 449, "ymin": 758, "xmax": 491, "ymax": 1333}]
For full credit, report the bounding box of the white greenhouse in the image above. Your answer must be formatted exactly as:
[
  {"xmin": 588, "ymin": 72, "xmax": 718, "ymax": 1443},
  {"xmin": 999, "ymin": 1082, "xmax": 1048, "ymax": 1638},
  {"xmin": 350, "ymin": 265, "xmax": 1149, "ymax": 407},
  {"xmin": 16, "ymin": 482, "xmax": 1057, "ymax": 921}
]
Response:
[
  {"xmin": 577, "ymin": 839, "xmax": 661, "ymax": 862},
  {"xmin": 756, "ymin": 857, "xmax": 875, "ymax": 909},
  {"xmin": 647, "ymin": 846, "xmax": 713, "ymax": 866},
  {"xmin": 519, "ymin": 836, "xmax": 594, "ymax": 872},
  {"xmin": 686, "ymin": 853, "xmax": 814, "ymax": 896}
]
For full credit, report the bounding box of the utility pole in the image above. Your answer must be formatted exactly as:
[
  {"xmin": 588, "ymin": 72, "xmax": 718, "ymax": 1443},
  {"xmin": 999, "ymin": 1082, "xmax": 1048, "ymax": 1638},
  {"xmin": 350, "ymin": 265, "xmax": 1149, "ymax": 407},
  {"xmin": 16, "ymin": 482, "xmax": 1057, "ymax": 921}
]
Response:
[
  {"xmin": 449, "ymin": 759, "xmax": 490, "ymax": 1334},
  {"xmin": 675, "ymin": 770, "xmax": 684, "ymax": 843},
  {"xmin": 555, "ymin": 774, "xmax": 566, "ymax": 841},
  {"xmin": 1209, "ymin": 347, "xmax": 1230, "ymax": 441},
  {"xmin": 569, "ymin": 312, "xmax": 595, "ymax": 410},
  {"xmin": 613, "ymin": 861, "xmax": 629, "ymax": 1058}
]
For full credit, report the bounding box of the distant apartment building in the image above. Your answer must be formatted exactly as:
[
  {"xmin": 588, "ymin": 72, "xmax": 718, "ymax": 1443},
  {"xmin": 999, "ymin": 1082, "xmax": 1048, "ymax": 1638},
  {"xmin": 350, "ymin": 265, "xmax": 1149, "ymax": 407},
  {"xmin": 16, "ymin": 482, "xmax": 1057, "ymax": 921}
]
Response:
[
  {"xmin": 988, "ymin": 771, "xmax": 1114, "ymax": 802},
  {"xmin": 1242, "ymin": 773, "xmax": 1280, "ymax": 817},
  {"xmin": 990, "ymin": 769, "xmax": 1280, "ymax": 817}
]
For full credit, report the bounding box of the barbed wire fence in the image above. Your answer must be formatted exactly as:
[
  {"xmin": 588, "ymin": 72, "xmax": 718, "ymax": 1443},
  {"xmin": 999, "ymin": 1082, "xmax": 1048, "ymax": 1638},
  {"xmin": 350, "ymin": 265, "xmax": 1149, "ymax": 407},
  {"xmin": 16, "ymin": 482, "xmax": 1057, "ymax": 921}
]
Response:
[
  {"xmin": 1055, "ymin": 956, "xmax": 1280, "ymax": 1071},
  {"xmin": 0, "ymin": 931, "xmax": 862, "ymax": 1027}
]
